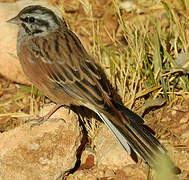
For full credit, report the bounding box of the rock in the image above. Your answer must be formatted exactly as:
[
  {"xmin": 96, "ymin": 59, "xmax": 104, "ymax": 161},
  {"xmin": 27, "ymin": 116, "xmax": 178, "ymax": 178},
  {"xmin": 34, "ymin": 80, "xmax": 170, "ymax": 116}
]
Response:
[
  {"xmin": 66, "ymin": 168, "xmax": 104, "ymax": 180},
  {"xmin": 94, "ymin": 125, "xmax": 135, "ymax": 169},
  {"xmin": 115, "ymin": 166, "xmax": 147, "ymax": 180},
  {"xmin": 0, "ymin": 104, "xmax": 83, "ymax": 180},
  {"xmin": 67, "ymin": 165, "xmax": 147, "ymax": 180}
]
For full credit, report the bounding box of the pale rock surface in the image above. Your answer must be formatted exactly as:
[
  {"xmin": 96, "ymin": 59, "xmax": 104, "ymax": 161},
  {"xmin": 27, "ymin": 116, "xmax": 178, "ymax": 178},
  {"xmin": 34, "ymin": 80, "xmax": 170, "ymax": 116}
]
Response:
[
  {"xmin": 0, "ymin": 104, "xmax": 82, "ymax": 180},
  {"xmin": 0, "ymin": 0, "xmax": 61, "ymax": 84},
  {"xmin": 94, "ymin": 124, "xmax": 135, "ymax": 169},
  {"xmin": 67, "ymin": 122, "xmax": 138, "ymax": 179},
  {"xmin": 66, "ymin": 168, "xmax": 104, "ymax": 180},
  {"xmin": 121, "ymin": 166, "xmax": 147, "ymax": 180},
  {"xmin": 67, "ymin": 165, "xmax": 147, "ymax": 180}
]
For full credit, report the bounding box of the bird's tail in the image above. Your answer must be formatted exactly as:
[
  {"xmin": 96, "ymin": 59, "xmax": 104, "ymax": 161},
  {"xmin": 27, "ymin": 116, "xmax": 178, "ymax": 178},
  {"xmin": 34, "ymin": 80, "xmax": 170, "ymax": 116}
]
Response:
[{"xmin": 95, "ymin": 101, "xmax": 180, "ymax": 174}]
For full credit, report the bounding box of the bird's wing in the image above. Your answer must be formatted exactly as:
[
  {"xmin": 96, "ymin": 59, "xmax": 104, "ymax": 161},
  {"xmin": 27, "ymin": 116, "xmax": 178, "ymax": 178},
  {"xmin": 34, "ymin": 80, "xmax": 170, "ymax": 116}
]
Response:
[{"xmin": 29, "ymin": 28, "xmax": 112, "ymax": 111}]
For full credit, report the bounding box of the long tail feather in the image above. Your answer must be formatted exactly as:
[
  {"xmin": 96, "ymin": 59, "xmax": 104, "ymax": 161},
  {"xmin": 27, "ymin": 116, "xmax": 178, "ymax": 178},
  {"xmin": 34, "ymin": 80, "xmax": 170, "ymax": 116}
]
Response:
[{"xmin": 95, "ymin": 101, "xmax": 180, "ymax": 174}]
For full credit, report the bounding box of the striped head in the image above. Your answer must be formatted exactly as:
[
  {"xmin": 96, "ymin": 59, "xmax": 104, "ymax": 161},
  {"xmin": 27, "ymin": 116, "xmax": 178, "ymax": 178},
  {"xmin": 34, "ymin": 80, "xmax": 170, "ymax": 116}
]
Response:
[{"xmin": 7, "ymin": 5, "xmax": 66, "ymax": 37}]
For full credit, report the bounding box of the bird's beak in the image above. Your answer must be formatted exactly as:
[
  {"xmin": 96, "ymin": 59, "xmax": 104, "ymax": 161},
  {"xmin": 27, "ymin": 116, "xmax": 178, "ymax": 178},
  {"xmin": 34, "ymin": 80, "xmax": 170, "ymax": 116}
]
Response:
[{"xmin": 7, "ymin": 15, "xmax": 20, "ymax": 25}]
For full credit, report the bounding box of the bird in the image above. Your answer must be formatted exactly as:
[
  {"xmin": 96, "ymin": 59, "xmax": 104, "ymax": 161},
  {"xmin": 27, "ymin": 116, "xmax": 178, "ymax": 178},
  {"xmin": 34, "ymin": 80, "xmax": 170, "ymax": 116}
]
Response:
[{"xmin": 7, "ymin": 5, "xmax": 180, "ymax": 173}]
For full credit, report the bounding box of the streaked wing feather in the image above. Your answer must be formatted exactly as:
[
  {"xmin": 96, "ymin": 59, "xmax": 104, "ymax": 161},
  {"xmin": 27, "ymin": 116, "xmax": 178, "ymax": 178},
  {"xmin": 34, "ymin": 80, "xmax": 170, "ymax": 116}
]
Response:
[{"xmin": 31, "ymin": 28, "xmax": 108, "ymax": 109}]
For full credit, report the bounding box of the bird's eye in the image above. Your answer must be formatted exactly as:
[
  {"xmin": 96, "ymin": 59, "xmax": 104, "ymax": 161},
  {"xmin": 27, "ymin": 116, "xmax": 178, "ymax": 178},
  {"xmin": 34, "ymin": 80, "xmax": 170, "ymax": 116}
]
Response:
[
  {"xmin": 24, "ymin": 16, "xmax": 35, "ymax": 23},
  {"xmin": 24, "ymin": 17, "xmax": 29, "ymax": 22},
  {"xmin": 29, "ymin": 17, "xmax": 35, "ymax": 23}
]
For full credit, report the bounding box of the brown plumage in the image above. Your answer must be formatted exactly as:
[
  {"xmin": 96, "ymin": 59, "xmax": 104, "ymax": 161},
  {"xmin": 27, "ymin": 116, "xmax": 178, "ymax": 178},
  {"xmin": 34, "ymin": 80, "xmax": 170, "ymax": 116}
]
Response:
[{"xmin": 7, "ymin": 5, "xmax": 180, "ymax": 173}]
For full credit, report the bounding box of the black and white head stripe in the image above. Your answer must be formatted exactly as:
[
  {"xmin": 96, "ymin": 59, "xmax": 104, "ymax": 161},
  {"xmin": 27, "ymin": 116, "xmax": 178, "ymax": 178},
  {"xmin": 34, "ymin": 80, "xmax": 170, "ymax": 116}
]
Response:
[{"xmin": 18, "ymin": 5, "xmax": 62, "ymax": 26}]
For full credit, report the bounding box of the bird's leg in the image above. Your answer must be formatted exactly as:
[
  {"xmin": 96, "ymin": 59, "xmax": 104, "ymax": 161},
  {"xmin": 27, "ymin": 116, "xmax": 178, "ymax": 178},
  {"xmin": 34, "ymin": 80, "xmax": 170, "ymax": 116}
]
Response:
[
  {"xmin": 31, "ymin": 105, "xmax": 69, "ymax": 127},
  {"xmin": 37, "ymin": 104, "xmax": 62, "ymax": 124},
  {"xmin": 29, "ymin": 104, "xmax": 63, "ymax": 127},
  {"xmin": 30, "ymin": 104, "xmax": 68, "ymax": 127}
]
